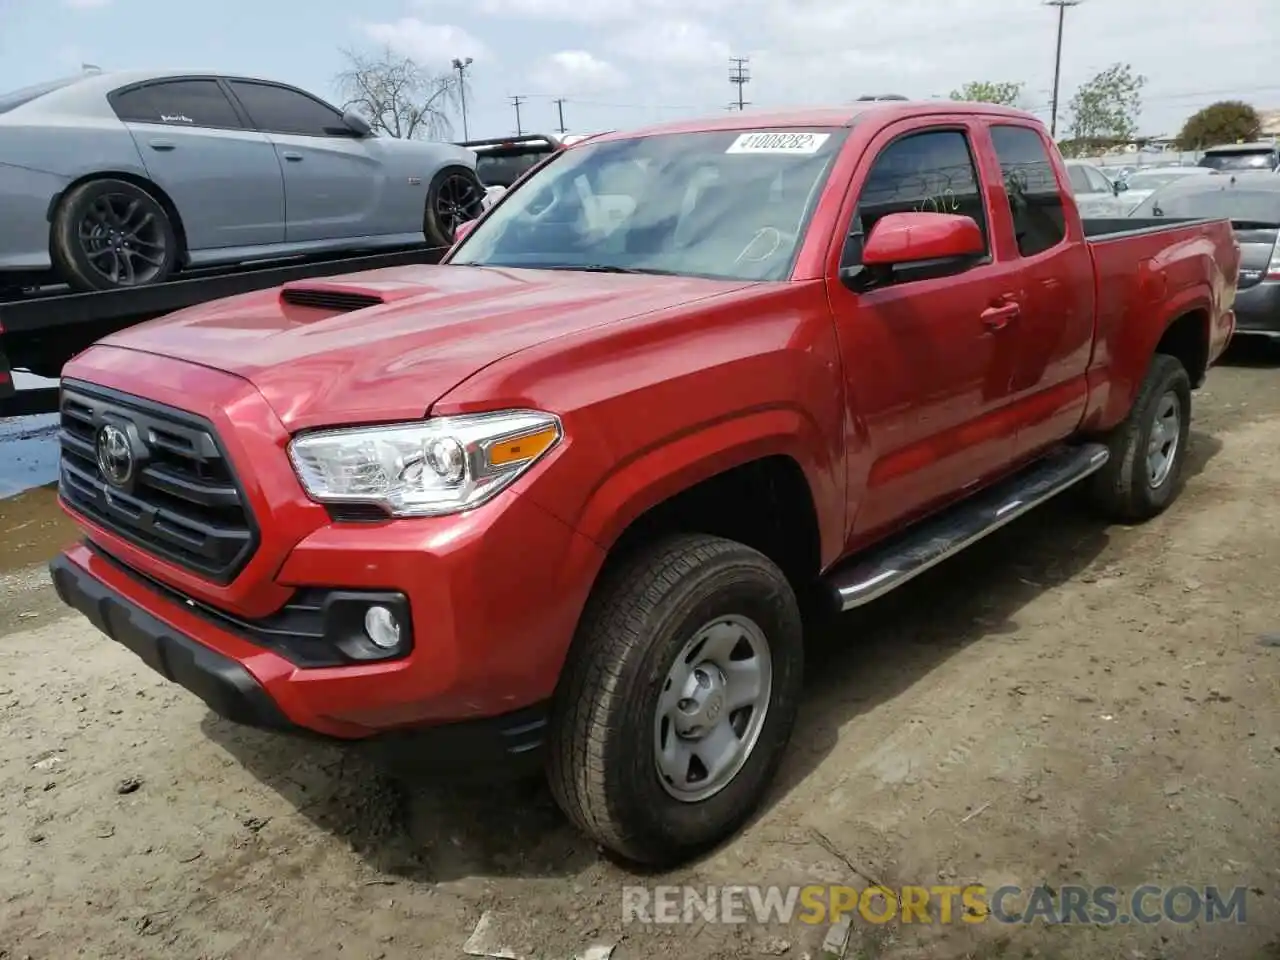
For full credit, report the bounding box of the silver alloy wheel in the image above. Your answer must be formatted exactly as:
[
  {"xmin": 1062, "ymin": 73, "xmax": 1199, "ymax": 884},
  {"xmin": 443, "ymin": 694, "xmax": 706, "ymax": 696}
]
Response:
[
  {"xmin": 654, "ymin": 614, "xmax": 773, "ymax": 803},
  {"xmin": 1147, "ymin": 390, "xmax": 1181, "ymax": 488}
]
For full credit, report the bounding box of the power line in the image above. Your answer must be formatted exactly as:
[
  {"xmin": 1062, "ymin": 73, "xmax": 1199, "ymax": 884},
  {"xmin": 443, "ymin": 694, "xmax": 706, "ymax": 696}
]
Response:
[
  {"xmin": 509, "ymin": 94, "xmax": 526, "ymax": 135},
  {"xmin": 729, "ymin": 56, "xmax": 751, "ymax": 111},
  {"xmin": 553, "ymin": 97, "xmax": 568, "ymax": 134},
  {"xmin": 1045, "ymin": 0, "xmax": 1083, "ymax": 138}
]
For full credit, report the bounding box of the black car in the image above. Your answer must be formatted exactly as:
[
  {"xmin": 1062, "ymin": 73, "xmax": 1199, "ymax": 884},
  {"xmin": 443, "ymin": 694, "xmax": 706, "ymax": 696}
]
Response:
[
  {"xmin": 1197, "ymin": 141, "xmax": 1280, "ymax": 173},
  {"xmin": 1128, "ymin": 173, "xmax": 1280, "ymax": 340}
]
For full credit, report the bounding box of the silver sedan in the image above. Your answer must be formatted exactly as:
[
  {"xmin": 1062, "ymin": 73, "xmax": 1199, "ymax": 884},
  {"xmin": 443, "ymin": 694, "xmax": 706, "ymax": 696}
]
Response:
[{"xmin": 0, "ymin": 70, "xmax": 486, "ymax": 291}]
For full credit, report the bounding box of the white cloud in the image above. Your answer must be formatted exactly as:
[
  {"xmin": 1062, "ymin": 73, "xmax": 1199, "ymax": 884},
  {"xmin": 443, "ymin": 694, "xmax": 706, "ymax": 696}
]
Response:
[
  {"xmin": 608, "ymin": 20, "xmax": 729, "ymax": 67},
  {"xmin": 362, "ymin": 18, "xmax": 488, "ymax": 66},
  {"xmin": 530, "ymin": 51, "xmax": 626, "ymax": 95},
  {"xmin": 394, "ymin": 0, "xmax": 1279, "ymax": 135}
]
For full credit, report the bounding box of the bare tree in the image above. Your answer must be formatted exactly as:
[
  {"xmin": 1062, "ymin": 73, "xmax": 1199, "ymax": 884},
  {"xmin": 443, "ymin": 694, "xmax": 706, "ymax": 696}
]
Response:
[{"xmin": 334, "ymin": 46, "xmax": 465, "ymax": 140}]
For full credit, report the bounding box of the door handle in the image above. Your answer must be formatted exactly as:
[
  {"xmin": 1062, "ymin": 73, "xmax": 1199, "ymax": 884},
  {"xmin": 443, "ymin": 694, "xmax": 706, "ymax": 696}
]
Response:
[
  {"xmin": 282, "ymin": 151, "xmax": 303, "ymax": 161},
  {"xmin": 148, "ymin": 139, "xmax": 175, "ymax": 151},
  {"xmin": 981, "ymin": 301, "xmax": 1021, "ymax": 330}
]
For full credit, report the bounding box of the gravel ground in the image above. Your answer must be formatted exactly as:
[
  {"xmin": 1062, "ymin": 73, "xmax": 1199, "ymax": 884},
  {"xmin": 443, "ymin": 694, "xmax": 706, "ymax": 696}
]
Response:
[{"xmin": 2, "ymin": 343, "xmax": 1279, "ymax": 960}]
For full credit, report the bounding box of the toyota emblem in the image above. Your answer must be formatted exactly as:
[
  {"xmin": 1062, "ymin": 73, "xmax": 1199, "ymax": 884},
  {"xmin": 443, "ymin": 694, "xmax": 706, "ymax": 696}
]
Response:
[{"xmin": 96, "ymin": 423, "xmax": 134, "ymax": 488}]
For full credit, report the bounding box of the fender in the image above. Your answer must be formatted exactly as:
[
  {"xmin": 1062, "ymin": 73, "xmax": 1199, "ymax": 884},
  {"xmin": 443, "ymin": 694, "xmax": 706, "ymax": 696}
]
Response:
[
  {"xmin": 1100, "ymin": 282, "xmax": 1211, "ymax": 428},
  {"xmin": 522, "ymin": 404, "xmax": 844, "ymax": 567}
]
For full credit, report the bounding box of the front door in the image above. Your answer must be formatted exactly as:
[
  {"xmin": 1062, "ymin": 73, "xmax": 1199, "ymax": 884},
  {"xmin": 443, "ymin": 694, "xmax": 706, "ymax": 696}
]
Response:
[
  {"xmin": 112, "ymin": 77, "xmax": 285, "ymax": 250},
  {"xmin": 827, "ymin": 120, "xmax": 1026, "ymax": 546}
]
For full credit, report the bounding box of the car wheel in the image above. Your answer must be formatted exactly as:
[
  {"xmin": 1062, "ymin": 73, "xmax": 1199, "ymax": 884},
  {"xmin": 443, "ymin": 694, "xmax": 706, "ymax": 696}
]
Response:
[
  {"xmin": 51, "ymin": 179, "xmax": 178, "ymax": 292},
  {"xmin": 546, "ymin": 533, "xmax": 804, "ymax": 867},
  {"xmin": 423, "ymin": 166, "xmax": 486, "ymax": 248},
  {"xmin": 1088, "ymin": 353, "xmax": 1192, "ymax": 522}
]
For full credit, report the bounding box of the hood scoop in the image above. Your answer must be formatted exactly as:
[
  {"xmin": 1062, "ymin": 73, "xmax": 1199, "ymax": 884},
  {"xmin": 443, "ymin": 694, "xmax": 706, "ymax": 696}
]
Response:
[{"xmin": 280, "ymin": 284, "xmax": 386, "ymax": 313}]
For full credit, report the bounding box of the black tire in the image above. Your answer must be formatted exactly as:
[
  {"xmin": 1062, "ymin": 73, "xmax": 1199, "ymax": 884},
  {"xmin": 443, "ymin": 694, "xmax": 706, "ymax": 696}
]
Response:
[
  {"xmin": 1089, "ymin": 353, "xmax": 1192, "ymax": 523},
  {"xmin": 546, "ymin": 533, "xmax": 804, "ymax": 867},
  {"xmin": 423, "ymin": 166, "xmax": 486, "ymax": 248},
  {"xmin": 51, "ymin": 179, "xmax": 178, "ymax": 292}
]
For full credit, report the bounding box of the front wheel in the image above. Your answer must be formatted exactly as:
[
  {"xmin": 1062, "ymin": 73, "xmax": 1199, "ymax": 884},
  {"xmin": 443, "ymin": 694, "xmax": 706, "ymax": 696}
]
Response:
[
  {"xmin": 51, "ymin": 179, "xmax": 178, "ymax": 292},
  {"xmin": 546, "ymin": 533, "xmax": 804, "ymax": 867},
  {"xmin": 1088, "ymin": 353, "xmax": 1192, "ymax": 522},
  {"xmin": 423, "ymin": 166, "xmax": 486, "ymax": 248}
]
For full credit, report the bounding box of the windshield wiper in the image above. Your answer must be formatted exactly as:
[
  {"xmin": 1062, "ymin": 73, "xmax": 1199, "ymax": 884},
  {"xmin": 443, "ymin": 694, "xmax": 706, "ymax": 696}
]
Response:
[{"xmin": 541, "ymin": 264, "xmax": 679, "ymax": 275}]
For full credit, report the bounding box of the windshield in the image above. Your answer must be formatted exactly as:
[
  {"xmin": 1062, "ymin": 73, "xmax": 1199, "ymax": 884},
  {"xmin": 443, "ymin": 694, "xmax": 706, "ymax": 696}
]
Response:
[
  {"xmin": 1198, "ymin": 150, "xmax": 1278, "ymax": 172},
  {"xmin": 1130, "ymin": 183, "xmax": 1280, "ymax": 223},
  {"xmin": 475, "ymin": 150, "xmax": 553, "ymax": 188},
  {"xmin": 450, "ymin": 127, "xmax": 847, "ymax": 282},
  {"xmin": 0, "ymin": 75, "xmax": 82, "ymax": 115}
]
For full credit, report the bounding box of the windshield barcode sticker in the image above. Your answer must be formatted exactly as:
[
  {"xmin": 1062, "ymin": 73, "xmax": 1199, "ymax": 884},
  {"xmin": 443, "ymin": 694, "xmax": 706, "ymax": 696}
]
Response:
[{"xmin": 726, "ymin": 132, "xmax": 830, "ymax": 154}]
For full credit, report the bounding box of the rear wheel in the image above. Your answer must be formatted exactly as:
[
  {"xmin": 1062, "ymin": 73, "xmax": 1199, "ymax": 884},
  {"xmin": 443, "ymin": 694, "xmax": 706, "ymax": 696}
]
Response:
[
  {"xmin": 423, "ymin": 166, "xmax": 486, "ymax": 248},
  {"xmin": 546, "ymin": 533, "xmax": 804, "ymax": 866},
  {"xmin": 1088, "ymin": 353, "xmax": 1192, "ymax": 522},
  {"xmin": 51, "ymin": 179, "xmax": 177, "ymax": 292}
]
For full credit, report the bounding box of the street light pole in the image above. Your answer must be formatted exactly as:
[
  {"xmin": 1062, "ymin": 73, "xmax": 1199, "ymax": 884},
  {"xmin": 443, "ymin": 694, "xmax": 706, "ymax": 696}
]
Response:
[
  {"xmin": 1045, "ymin": 0, "xmax": 1082, "ymax": 139},
  {"xmin": 452, "ymin": 57, "xmax": 473, "ymax": 140}
]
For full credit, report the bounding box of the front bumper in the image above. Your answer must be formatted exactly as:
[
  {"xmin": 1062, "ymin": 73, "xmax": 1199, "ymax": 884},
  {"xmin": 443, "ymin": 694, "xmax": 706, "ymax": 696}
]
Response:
[
  {"xmin": 1233, "ymin": 281, "xmax": 1280, "ymax": 336},
  {"xmin": 50, "ymin": 548, "xmax": 555, "ymax": 778}
]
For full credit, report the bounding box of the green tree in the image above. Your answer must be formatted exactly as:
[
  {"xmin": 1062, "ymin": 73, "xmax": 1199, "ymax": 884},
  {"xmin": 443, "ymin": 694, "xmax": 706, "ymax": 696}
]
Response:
[
  {"xmin": 949, "ymin": 80, "xmax": 1024, "ymax": 107},
  {"xmin": 1177, "ymin": 101, "xmax": 1261, "ymax": 150},
  {"xmin": 1066, "ymin": 63, "xmax": 1147, "ymax": 146}
]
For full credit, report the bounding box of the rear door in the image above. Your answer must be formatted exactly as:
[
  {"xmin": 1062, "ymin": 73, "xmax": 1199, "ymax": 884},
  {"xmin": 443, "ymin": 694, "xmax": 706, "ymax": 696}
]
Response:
[
  {"xmin": 224, "ymin": 80, "xmax": 388, "ymax": 243},
  {"xmin": 110, "ymin": 77, "xmax": 285, "ymax": 250},
  {"xmin": 984, "ymin": 123, "xmax": 1096, "ymax": 458},
  {"xmin": 827, "ymin": 118, "xmax": 1026, "ymax": 544}
]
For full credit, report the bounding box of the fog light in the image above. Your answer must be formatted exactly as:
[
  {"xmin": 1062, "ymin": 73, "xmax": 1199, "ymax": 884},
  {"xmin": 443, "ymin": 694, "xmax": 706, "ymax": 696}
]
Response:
[{"xmin": 364, "ymin": 605, "xmax": 401, "ymax": 649}]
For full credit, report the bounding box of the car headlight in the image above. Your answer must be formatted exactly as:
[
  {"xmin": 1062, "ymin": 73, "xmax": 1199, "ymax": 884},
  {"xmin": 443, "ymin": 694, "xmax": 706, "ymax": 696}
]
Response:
[{"xmin": 288, "ymin": 409, "xmax": 562, "ymax": 517}]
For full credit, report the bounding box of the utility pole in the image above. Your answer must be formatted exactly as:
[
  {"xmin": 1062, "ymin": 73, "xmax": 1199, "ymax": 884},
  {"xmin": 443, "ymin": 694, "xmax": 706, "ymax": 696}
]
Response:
[
  {"xmin": 1045, "ymin": 0, "xmax": 1082, "ymax": 139},
  {"xmin": 509, "ymin": 95, "xmax": 525, "ymax": 135},
  {"xmin": 553, "ymin": 97, "xmax": 568, "ymax": 134},
  {"xmin": 451, "ymin": 57, "xmax": 473, "ymax": 140},
  {"xmin": 728, "ymin": 56, "xmax": 750, "ymax": 111}
]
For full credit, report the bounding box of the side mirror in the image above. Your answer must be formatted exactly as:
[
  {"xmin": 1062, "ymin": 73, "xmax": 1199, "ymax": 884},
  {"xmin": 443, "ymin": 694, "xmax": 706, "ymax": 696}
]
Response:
[
  {"xmin": 341, "ymin": 109, "xmax": 372, "ymax": 138},
  {"xmin": 452, "ymin": 219, "xmax": 478, "ymax": 245},
  {"xmin": 860, "ymin": 212, "xmax": 985, "ymax": 267}
]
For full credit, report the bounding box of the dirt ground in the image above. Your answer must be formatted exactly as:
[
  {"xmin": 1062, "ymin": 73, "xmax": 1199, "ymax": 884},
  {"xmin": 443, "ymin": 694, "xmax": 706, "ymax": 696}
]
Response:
[{"xmin": 2, "ymin": 344, "xmax": 1280, "ymax": 960}]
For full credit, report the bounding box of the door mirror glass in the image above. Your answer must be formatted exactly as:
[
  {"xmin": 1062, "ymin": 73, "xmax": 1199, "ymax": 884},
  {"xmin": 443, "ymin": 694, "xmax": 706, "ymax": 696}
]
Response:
[{"xmin": 861, "ymin": 211, "xmax": 986, "ymax": 267}]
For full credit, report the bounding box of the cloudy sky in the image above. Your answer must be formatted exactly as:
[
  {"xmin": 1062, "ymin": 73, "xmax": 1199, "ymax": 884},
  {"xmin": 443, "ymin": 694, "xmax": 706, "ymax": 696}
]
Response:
[{"xmin": 2, "ymin": 0, "xmax": 1278, "ymax": 141}]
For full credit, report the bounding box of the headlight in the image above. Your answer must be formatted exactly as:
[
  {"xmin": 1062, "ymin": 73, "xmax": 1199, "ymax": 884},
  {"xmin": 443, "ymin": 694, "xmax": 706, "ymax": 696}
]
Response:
[{"xmin": 288, "ymin": 409, "xmax": 562, "ymax": 517}]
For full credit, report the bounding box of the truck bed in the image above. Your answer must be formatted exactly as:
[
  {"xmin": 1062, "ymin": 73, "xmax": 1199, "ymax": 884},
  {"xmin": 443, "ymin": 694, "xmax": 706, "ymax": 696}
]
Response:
[{"xmin": 1081, "ymin": 216, "xmax": 1213, "ymax": 240}]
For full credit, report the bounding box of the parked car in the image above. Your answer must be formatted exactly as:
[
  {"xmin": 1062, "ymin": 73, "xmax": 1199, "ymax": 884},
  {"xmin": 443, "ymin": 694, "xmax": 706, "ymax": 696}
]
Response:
[
  {"xmin": 1121, "ymin": 165, "xmax": 1217, "ymax": 211},
  {"xmin": 1197, "ymin": 141, "xmax": 1280, "ymax": 173},
  {"xmin": 50, "ymin": 101, "xmax": 1237, "ymax": 867},
  {"xmin": 1064, "ymin": 159, "xmax": 1130, "ymax": 216},
  {"xmin": 0, "ymin": 71, "xmax": 485, "ymax": 292},
  {"xmin": 462, "ymin": 134, "xmax": 564, "ymax": 210},
  {"xmin": 1129, "ymin": 172, "xmax": 1280, "ymax": 339}
]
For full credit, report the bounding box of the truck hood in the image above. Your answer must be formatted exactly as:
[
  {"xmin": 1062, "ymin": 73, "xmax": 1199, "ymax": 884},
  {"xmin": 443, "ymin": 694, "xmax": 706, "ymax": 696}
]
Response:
[{"xmin": 99, "ymin": 264, "xmax": 748, "ymax": 430}]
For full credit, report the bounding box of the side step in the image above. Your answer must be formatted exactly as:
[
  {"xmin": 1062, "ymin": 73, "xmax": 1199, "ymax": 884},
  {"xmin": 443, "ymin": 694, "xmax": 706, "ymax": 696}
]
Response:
[{"xmin": 825, "ymin": 443, "xmax": 1110, "ymax": 612}]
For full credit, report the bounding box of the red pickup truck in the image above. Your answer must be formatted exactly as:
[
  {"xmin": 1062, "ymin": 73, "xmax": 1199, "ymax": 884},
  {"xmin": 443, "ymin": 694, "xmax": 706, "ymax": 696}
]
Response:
[{"xmin": 49, "ymin": 102, "xmax": 1237, "ymax": 867}]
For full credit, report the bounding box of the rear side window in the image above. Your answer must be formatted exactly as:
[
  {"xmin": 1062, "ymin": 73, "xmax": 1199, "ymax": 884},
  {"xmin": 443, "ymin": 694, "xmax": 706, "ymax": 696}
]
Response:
[
  {"xmin": 111, "ymin": 80, "xmax": 243, "ymax": 129},
  {"xmin": 853, "ymin": 129, "xmax": 989, "ymax": 252},
  {"xmin": 227, "ymin": 81, "xmax": 346, "ymax": 137},
  {"xmin": 989, "ymin": 125, "xmax": 1066, "ymax": 257}
]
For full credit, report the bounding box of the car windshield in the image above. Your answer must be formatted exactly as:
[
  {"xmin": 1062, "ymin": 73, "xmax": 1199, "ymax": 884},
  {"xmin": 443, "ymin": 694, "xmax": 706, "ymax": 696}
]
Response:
[
  {"xmin": 1198, "ymin": 150, "xmax": 1278, "ymax": 172},
  {"xmin": 475, "ymin": 150, "xmax": 553, "ymax": 188},
  {"xmin": 1130, "ymin": 183, "xmax": 1280, "ymax": 223},
  {"xmin": 450, "ymin": 127, "xmax": 847, "ymax": 282},
  {"xmin": 0, "ymin": 75, "xmax": 82, "ymax": 114}
]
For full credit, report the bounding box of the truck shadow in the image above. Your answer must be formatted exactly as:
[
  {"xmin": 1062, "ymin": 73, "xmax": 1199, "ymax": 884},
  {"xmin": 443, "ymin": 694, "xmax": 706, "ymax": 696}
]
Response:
[
  {"xmin": 203, "ymin": 431, "xmax": 1223, "ymax": 884},
  {"xmin": 1218, "ymin": 337, "xmax": 1279, "ymax": 368}
]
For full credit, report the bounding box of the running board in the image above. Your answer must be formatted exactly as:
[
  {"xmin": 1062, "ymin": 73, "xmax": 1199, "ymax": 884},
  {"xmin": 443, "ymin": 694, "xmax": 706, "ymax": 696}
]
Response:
[{"xmin": 825, "ymin": 443, "xmax": 1110, "ymax": 612}]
